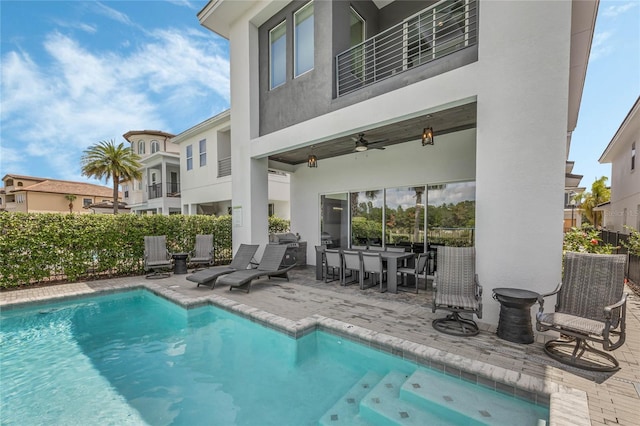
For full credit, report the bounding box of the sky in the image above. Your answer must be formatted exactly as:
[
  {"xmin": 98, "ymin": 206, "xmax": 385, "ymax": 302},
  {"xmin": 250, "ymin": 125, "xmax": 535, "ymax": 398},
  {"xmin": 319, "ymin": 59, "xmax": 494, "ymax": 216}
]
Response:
[{"xmin": 0, "ymin": 0, "xmax": 639, "ymax": 189}]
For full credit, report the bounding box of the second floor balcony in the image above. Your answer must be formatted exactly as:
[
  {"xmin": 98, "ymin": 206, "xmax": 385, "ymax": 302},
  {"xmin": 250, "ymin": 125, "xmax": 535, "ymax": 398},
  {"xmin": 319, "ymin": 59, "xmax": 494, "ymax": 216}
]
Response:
[
  {"xmin": 148, "ymin": 182, "xmax": 180, "ymax": 200},
  {"xmin": 336, "ymin": 0, "xmax": 477, "ymax": 97}
]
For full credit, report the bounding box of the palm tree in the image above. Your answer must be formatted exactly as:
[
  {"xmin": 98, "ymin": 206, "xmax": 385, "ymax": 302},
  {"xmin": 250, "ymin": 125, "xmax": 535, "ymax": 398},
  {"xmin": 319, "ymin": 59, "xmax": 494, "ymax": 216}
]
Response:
[
  {"xmin": 81, "ymin": 139, "xmax": 142, "ymax": 214},
  {"xmin": 578, "ymin": 176, "xmax": 610, "ymax": 228},
  {"xmin": 64, "ymin": 194, "xmax": 77, "ymax": 214}
]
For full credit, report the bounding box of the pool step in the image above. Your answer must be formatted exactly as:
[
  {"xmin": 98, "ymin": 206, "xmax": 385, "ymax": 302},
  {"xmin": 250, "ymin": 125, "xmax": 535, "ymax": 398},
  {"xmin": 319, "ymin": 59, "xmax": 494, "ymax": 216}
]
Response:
[
  {"xmin": 359, "ymin": 370, "xmax": 458, "ymax": 426},
  {"xmin": 400, "ymin": 368, "xmax": 548, "ymax": 426},
  {"xmin": 318, "ymin": 371, "xmax": 383, "ymax": 426}
]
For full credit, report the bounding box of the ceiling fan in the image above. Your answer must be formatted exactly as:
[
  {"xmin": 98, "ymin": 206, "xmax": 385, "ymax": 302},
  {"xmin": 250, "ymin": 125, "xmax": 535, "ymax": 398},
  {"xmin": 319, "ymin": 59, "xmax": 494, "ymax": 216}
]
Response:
[{"xmin": 351, "ymin": 133, "xmax": 387, "ymax": 152}]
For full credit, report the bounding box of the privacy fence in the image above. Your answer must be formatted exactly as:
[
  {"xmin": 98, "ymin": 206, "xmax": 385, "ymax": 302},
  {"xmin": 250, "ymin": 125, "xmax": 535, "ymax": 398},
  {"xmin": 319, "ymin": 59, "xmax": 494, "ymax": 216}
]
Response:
[
  {"xmin": 600, "ymin": 229, "xmax": 640, "ymax": 285},
  {"xmin": 0, "ymin": 212, "xmax": 290, "ymax": 289}
]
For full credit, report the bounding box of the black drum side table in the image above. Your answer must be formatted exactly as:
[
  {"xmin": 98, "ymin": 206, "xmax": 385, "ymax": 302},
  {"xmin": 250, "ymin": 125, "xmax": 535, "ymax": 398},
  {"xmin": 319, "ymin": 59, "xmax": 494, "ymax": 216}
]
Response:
[
  {"xmin": 172, "ymin": 253, "xmax": 189, "ymax": 274},
  {"xmin": 492, "ymin": 288, "xmax": 539, "ymax": 344}
]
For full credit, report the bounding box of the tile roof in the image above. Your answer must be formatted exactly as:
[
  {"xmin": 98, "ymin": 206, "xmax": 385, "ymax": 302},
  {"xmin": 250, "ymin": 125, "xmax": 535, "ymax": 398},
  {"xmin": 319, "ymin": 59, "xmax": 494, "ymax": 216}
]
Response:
[{"xmin": 12, "ymin": 179, "xmax": 120, "ymax": 198}]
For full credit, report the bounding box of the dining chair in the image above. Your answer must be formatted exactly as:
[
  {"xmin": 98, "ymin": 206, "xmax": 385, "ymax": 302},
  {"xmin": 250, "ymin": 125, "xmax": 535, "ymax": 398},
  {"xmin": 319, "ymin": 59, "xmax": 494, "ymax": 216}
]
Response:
[
  {"xmin": 397, "ymin": 253, "xmax": 428, "ymax": 294},
  {"xmin": 361, "ymin": 251, "xmax": 386, "ymax": 292},
  {"xmin": 341, "ymin": 250, "xmax": 362, "ymax": 287},
  {"xmin": 368, "ymin": 246, "xmax": 384, "ymax": 252},
  {"xmin": 351, "ymin": 245, "xmax": 367, "ymax": 250},
  {"xmin": 324, "ymin": 249, "xmax": 342, "ymax": 283}
]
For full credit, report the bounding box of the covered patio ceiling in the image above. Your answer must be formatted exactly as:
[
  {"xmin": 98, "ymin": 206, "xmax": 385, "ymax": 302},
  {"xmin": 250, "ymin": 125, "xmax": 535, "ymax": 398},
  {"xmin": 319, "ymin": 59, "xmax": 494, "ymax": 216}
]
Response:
[{"xmin": 268, "ymin": 102, "xmax": 477, "ymax": 166}]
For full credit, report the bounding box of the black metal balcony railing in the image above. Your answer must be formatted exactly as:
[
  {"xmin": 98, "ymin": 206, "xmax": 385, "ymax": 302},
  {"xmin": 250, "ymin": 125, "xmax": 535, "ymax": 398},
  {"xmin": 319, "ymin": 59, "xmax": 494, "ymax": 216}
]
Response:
[
  {"xmin": 218, "ymin": 157, "xmax": 231, "ymax": 178},
  {"xmin": 336, "ymin": 0, "xmax": 477, "ymax": 97},
  {"xmin": 148, "ymin": 182, "xmax": 180, "ymax": 199}
]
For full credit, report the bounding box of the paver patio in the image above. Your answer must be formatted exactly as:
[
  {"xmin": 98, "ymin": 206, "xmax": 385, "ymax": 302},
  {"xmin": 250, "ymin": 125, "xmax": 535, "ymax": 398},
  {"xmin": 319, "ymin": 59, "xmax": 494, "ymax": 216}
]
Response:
[{"xmin": 2, "ymin": 266, "xmax": 639, "ymax": 425}]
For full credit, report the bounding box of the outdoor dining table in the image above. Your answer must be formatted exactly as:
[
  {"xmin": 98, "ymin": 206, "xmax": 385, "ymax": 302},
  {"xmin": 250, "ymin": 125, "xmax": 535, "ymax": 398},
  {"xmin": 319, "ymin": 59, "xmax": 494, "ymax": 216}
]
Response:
[{"xmin": 315, "ymin": 246, "xmax": 414, "ymax": 293}]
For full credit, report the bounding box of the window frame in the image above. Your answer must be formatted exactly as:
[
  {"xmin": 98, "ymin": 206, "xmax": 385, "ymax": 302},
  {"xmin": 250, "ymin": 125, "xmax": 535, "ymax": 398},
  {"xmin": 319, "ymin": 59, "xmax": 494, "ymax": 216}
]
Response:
[
  {"xmin": 151, "ymin": 140, "xmax": 160, "ymax": 154},
  {"xmin": 632, "ymin": 141, "xmax": 636, "ymax": 171},
  {"xmin": 269, "ymin": 20, "xmax": 287, "ymax": 90},
  {"xmin": 294, "ymin": 1, "xmax": 314, "ymax": 78},
  {"xmin": 186, "ymin": 144, "xmax": 193, "ymax": 171},
  {"xmin": 199, "ymin": 139, "xmax": 207, "ymax": 167},
  {"xmin": 138, "ymin": 140, "xmax": 145, "ymax": 155}
]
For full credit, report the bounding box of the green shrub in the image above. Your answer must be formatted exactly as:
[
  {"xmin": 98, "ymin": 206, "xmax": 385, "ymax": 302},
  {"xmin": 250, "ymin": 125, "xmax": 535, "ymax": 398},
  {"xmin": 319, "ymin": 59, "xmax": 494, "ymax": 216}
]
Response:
[
  {"xmin": 563, "ymin": 224, "xmax": 615, "ymax": 254},
  {"xmin": 268, "ymin": 216, "xmax": 290, "ymax": 233},
  {"xmin": 0, "ymin": 212, "xmax": 232, "ymax": 288},
  {"xmin": 621, "ymin": 226, "xmax": 640, "ymax": 256}
]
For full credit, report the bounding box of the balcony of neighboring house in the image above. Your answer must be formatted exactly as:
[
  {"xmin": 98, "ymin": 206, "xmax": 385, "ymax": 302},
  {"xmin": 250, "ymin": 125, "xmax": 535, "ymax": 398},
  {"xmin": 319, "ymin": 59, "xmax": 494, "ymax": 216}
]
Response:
[
  {"xmin": 336, "ymin": 0, "xmax": 477, "ymax": 97},
  {"xmin": 148, "ymin": 182, "xmax": 181, "ymax": 200},
  {"xmin": 217, "ymin": 156, "xmax": 231, "ymax": 178}
]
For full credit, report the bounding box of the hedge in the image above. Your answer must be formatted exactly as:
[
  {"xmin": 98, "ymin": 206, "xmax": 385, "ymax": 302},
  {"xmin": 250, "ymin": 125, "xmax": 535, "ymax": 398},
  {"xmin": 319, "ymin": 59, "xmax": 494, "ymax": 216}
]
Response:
[{"xmin": 0, "ymin": 212, "xmax": 290, "ymax": 289}]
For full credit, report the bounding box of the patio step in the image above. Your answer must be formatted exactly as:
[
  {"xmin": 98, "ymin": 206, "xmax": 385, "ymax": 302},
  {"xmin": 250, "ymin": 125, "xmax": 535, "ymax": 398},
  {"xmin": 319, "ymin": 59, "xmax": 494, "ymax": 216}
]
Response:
[
  {"xmin": 318, "ymin": 371, "xmax": 383, "ymax": 426},
  {"xmin": 358, "ymin": 370, "xmax": 458, "ymax": 426},
  {"xmin": 399, "ymin": 368, "xmax": 548, "ymax": 426}
]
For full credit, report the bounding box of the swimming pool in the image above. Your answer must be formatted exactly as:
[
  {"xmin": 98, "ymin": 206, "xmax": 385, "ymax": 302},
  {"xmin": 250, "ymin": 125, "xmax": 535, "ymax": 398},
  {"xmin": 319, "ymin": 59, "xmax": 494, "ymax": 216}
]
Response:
[{"xmin": 1, "ymin": 289, "xmax": 548, "ymax": 425}]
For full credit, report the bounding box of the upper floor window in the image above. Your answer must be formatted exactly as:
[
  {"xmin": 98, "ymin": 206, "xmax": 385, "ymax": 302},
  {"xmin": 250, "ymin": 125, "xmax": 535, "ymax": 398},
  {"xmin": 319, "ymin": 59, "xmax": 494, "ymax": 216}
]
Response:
[
  {"xmin": 632, "ymin": 142, "xmax": 636, "ymax": 171},
  {"xmin": 294, "ymin": 1, "xmax": 314, "ymax": 77},
  {"xmin": 186, "ymin": 144, "xmax": 193, "ymax": 171},
  {"xmin": 199, "ymin": 139, "xmax": 207, "ymax": 167},
  {"xmin": 151, "ymin": 140, "xmax": 160, "ymax": 154},
  {"xmin": 138, "ymin": 140, "xmax": 145, "ymax": 154},
  {"xmin": 350, "ymin": 7, "xmax": 365, "ymax": 80},
  {"xmin": 16, "ymin": 182, "xmax": 23, "ymax": 187},
  {"xmin": 269, "ymin": 20, "xmax": 287, "ymax": 89}
]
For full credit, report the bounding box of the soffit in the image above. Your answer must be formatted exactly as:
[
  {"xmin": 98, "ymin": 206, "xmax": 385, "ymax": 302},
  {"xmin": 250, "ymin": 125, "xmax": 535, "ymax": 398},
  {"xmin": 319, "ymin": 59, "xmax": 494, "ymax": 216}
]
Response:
[{"xmin": 268, "ymin": 102, "xmax": 476, "ymax": 165}]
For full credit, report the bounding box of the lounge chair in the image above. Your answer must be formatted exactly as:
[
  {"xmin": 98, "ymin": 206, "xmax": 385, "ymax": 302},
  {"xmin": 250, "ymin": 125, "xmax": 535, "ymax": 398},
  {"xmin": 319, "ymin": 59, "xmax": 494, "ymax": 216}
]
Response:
[
  {"xmin": 189, "ymin": 234, "xmax": 214, "ymax": 271},
  {"xmin": 218, "ymin": 245, "xmax": 296, "ymax": 293},
  {"xmin": 432, "ymin": 246, "xmax": 483, "ymax": 336},
  {"xmin": 144, "ymin": 235, "xmax": 173, "ymax": 279},
  {"xmin": 536, "ymin": 252, "xmax": 627, "ymax": 371},
  {"xmin": 186, "ymin": 244, "xmax": 259, "ymax": 289}
]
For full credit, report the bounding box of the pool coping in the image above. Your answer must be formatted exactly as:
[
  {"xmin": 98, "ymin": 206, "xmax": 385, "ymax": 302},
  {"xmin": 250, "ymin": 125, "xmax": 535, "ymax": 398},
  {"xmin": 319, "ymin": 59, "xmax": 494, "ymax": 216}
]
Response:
[{"xmin": 1, "ymin": 280, "xmax": 590, "ymax": 426}]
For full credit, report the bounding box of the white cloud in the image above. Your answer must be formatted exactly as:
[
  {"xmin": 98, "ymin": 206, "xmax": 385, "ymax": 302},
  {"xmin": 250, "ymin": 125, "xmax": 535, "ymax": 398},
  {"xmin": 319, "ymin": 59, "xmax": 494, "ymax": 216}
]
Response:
[
  {"xmin": 92, "ymin": 2, "xmax": 134, "ymax": 26},
  {"xmin": 0, "ymin": 23, "xmax": 229, "ymax": 180},
  {"xmin": 602, "ymin": 2, "xmax": 637, "ymax": 18},
  {"xmin": 589, "ymin": 31, "xmax": 613, "ymax": 62}
]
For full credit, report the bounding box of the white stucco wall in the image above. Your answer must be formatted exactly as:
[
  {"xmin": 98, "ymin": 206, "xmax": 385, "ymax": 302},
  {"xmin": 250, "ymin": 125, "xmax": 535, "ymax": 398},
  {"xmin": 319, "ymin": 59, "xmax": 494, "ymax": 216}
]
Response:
[{"xmin": 605, "ymin": 133, "xmax": 640, "ymax": 232}]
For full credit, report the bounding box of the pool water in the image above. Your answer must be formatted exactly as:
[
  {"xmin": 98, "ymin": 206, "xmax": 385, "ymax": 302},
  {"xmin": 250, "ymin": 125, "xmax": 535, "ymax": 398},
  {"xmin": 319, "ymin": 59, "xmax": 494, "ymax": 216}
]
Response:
[{"xmin": 1, "ymin": 290, "xmax": 549, "ymax": 425}]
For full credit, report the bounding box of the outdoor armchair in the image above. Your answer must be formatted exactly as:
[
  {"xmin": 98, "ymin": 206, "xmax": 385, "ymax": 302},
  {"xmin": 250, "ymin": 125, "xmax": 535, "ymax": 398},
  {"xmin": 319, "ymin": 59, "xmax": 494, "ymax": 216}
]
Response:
[
  {"xmin": 144, "ymin": 235, "xmax": 173, "ymax": 279},
  {"xmin": 432, "ymin": 246, "xmax": 482, "ymax": 336},
  {"xmin": 189, "ymin": 234, "xmax": 214, "ymax": 271},
  {"xmin": 536, "ymin": 252, "xmax": 627, "ymax": 372}
]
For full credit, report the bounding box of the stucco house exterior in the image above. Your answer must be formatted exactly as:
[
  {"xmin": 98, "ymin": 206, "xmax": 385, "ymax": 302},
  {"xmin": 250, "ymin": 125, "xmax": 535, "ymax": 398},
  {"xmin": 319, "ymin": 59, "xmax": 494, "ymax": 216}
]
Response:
[
  {"xmin": 171, "ymin": 110, "xmax": 291, "ymax": 218},
  {"xmin": 599, "ymin": 96, "xmax": 640, "ymax": 232},
  {"xmin": 197, "ymin": 0, "xmax": 597, "ymax": 325},
  {"xmin": 1, "ymin": 174, "xmax": 120, "ymax": 214},
  {"xmin": 122, "ymin": 130, "xmax": 181, "ymax": 215}
]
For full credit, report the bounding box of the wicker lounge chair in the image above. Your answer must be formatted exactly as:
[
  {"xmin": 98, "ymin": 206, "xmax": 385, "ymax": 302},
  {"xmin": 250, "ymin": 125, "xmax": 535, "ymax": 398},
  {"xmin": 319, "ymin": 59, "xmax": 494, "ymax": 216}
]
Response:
[
  {"xmin": 218, "ymin": 245, "xmax": 295, "ymax": 293},
  {"xmin": 432, "ymin": 246, "xmax": 482, "ymax": 336},
  {"xmin": 536, "ymin": 252, "xmax": 628, "ymax": 372},
  {"xmin": 189, "ymin": 234, "xmax": 214, "ymax": 271},
  {"xmin": 144, "ymin": 236, "xmax": 173, "ymax": 279},
  {"xmin": 186, "ymin": 244, "xmax": 259, "ymax": 289}
]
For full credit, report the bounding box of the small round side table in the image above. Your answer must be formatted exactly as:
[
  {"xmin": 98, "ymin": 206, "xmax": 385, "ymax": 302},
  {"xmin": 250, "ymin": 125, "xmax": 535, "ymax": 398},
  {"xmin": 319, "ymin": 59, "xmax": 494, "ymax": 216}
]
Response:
[
  {"xmin": 172, "ymin": 253, "xmax": 189, "ymax": 275},
  {"xmin": 492, "ymin": 287, "xmax": 539, "ymax": 344}
]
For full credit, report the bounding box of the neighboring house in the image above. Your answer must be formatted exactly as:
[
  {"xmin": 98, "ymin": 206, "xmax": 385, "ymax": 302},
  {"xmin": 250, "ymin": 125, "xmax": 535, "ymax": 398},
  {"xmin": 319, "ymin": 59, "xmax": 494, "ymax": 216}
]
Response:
[
  {"xmin": 83, "ymin": 200, "xmax": 131, "ymax": 214},
  {"xmin": 1, "ymin": 174, "xmax": 120, "ymax": 214},
  {"xmin": 198, "ymin": 0, "xmax": 597, "ymax": 324},
  {"xmin": 122, "ymin": 130, "xmax": 181, "ymax": 215},
  {"xmin": 564, "ymin": 161, "xmax": 584, "ymax": 232},
  {"xmin": 171, "ymin": 110, "xmax": 291, "ymax": 218},
  {"xmin": 599, "ymin": 96, "xmax": 640, "ymax": 232}
]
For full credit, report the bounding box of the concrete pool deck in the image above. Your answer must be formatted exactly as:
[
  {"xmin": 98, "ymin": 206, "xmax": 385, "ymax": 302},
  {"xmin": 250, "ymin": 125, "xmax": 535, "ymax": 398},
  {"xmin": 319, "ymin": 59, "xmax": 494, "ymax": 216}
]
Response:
[{"xmin": 2, "ymin": 266, "xmax": 639, "ymax": 425}]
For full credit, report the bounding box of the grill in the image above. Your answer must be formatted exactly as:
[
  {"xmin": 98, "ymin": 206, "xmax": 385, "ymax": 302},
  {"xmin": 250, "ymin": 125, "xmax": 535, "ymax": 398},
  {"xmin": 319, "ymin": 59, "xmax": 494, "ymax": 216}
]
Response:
[{"xmin": 269, "ymin": 233, "xmax": 306, "ymax": 267}]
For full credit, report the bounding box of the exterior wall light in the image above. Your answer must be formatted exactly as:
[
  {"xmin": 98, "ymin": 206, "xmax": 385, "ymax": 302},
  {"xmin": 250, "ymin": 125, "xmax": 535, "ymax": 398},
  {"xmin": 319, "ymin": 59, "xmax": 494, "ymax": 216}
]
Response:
[
  {"xmin": 422, "ymin": 127, "xmax": 434, "ymax": 146},
  {"xmin": 307, "ymin": 154, "xmax": 318, "ymax": 168}
]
